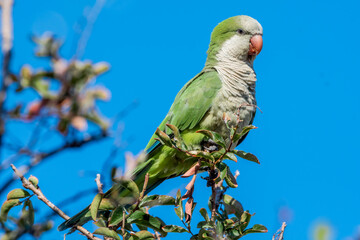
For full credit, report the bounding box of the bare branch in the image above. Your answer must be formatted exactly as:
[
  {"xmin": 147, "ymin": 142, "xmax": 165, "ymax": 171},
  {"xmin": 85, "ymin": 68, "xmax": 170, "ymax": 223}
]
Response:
[
  {"xmin": 44, "ymin": 187, "xmax": 98, "ymax": 219},
  {"xmin": 10, "ymin": 164, "xmax": 102, "ymax": 240},
  {"xmin": 95, "ymin": 174, "xmax": 103, "ymax": 194},
  {"xmin": 0, "ymin": 0, "xmax": 14, "ymax": 156},
  {"xmin": 272, "ymin": 222, "xmax": 287, "ymax": 240},
  {"xmin": 210, "ymin": 179, "xmax": 223, "ymax": 221}
]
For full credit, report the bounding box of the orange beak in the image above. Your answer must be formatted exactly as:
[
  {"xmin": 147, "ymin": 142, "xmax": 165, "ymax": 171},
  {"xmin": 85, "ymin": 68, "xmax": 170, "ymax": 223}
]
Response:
[{"xmin": 248, "ymin": 34, "xmax": 263, "ymax": 56}]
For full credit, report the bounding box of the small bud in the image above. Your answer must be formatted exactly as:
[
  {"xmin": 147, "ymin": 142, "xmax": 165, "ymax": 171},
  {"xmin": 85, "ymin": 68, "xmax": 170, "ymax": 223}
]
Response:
[{"xmin": 28, "ymin": 175, "xmax": 39, "ymax": 187}]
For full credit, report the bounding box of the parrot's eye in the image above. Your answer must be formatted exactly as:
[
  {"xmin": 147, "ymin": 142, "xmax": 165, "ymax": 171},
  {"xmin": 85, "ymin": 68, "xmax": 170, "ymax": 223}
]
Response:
[{"xmin": 237, "ymin": 29, "xmax": 244, "ymax": 34}]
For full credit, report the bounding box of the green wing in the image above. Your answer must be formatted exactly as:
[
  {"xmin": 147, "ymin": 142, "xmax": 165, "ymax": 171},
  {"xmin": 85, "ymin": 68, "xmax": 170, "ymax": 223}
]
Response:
[
  {"xmin": 169, "ymin": 70, "xmax": 221, "ymax": 130},
  {"xmin": 146, "ymin": 70, "xmax": 221, "ymax": 150}
]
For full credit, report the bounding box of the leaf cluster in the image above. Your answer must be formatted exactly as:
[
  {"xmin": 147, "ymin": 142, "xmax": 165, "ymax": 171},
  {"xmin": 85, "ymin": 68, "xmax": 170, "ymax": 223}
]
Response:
[
  {"xmin": 9, "ymin": 33, "xmax": 110, "ymax": 133},
  {"xmin": 0, "ymin": 177, "xmax": 53, "ymax": 240}
]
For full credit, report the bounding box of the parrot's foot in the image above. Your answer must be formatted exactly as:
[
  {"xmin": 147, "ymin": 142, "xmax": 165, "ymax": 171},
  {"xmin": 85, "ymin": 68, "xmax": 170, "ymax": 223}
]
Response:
[{"xmin": 202, "ymin": 139, "xmax": 219, "ymax": 152}]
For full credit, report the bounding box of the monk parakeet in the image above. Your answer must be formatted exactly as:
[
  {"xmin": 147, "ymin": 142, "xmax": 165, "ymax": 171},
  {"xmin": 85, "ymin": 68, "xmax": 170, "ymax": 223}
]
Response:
[{"xmin": 58, "ymin": 15, "xmax": 263, "ymax": 231}]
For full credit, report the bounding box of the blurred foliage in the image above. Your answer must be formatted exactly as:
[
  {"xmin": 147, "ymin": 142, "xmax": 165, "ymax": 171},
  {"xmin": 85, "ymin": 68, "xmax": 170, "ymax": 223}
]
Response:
[
  {"xmin": 0, "ymin": 33, "xmax": 111, "ymax": 239},
  {"xmin": 14, "ymin": 33, "xmax": 110, "ymax": 133}
]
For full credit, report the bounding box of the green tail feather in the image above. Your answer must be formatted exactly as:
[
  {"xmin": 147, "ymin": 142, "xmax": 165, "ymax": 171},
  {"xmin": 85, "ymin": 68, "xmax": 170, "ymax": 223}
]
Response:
[
  {"xmin": 57, "ymin": 207, "xmax": 91, "ymax": 231},
  {"xmin": 57, "ymin": 156, "xmax": 167, "ymax": 231}
]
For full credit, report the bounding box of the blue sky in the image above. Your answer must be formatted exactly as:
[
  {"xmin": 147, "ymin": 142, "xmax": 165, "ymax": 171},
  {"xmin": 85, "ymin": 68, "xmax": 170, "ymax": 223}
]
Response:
[{"xmin": 2, "ymin": 0, "xmax": 360, "ymax": 239}]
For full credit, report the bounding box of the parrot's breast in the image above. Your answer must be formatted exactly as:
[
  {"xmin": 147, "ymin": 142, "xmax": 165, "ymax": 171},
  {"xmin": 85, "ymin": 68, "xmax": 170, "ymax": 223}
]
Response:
[{"xmin": 200, "ymin": 60, "xmax": 257, "ymax": 147}]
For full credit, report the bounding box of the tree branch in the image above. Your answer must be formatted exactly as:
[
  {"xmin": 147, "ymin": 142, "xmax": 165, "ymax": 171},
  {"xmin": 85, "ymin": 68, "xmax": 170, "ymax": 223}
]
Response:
[
  {"xmin": 210, "ymin": 178, "xmax": 223, "ymax": 221},
  {"xmin": 0, "ymin": 0, "xmax": 14, "ymax": 156},
  {"xmin": 43, "ymin": 187, "xmax": 98, "ymax": 220},
  {"xmin": 10, "ymin": 164, "xmax": 102, "ymax": 240},
  {"xmin": 272, "ymin": 222, "xmax": 287, "ymax": 240}
]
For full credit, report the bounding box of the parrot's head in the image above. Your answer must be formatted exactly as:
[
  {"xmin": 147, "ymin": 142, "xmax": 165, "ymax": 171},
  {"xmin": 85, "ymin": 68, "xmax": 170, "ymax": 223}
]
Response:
[{"xmin": 206, "ymin": 15, "xmax": 263, "ymax": 65}]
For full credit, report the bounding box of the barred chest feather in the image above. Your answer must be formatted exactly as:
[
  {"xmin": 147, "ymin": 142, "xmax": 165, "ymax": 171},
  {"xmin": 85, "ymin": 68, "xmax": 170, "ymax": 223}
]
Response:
[{"xmin": 199, "ymin": 60, "xmax": 257, "ymax": 148}]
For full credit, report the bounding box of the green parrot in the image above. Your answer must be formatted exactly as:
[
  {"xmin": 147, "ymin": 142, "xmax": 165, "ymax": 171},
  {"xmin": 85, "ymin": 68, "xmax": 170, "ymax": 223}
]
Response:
[{"xmin": 58, "ymin": 15, "xmax": 263, "ymax": 231}]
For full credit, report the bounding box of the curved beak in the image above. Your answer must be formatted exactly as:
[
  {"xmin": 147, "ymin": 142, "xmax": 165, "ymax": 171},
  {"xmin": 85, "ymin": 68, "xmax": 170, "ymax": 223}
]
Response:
[{"xmin": 248, "ymin": 34, "xmax": 263, "ymax": 56}]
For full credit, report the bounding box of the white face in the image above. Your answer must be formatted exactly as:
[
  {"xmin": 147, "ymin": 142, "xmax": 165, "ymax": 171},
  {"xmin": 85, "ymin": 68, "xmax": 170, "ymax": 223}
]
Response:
[
  {"xmin": 219, "ymin": 34, "xmax": 253, "ymax": 60},
  {"xmin": 217, "ymin": 17, "xmax": 263, "ymax": 62}
]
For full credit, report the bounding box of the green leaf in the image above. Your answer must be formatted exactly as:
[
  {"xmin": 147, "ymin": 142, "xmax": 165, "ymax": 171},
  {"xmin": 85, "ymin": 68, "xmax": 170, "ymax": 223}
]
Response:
[
  {"xmin": 0, "ymin": 199, "xmax": 20, "ymax": 222},
  {"xmin": 94, "ymin": 227, "xmax": 121, "ymax": 240},
  {"xmin": 233, "ymin": 150, "xmax": 260, "ymax": 164},
  {"xmin": 199, "ymin": 208, "xmax": 210, "ymax": 222},
  {"xmin": 136, "ymin": 223, "xmax": 147, "ymax": 231},
  {"xmin": 199, "ymin": 228, "xmax": 215, "ymax": 239},
  {"xmin": 93, "ymin": 219, "xmax": 107, "ymax": 228},
  {"xmin": 228, "ymin": 228, "xmax": 241, "ymax": 239},
  {"xmin": 109, "ymin": 206, "xmax": 125, "ymax": 226},
  {"xmin": 139, "ymin": 195, "xmax": 175, "ymax": 208},
  {"xmin": 175, "ymin": 189, "xmax": 184, "ymax": 220},
  {"xmin": 240, "ymin": 211, "xmax": 252, "ymax": 231},
  {"xmin": 239, "ymin": 125, "xmax": 257, "ymax": 137},
  {"xmin": 6, "ymin": 189, "xmax": 30, "ymax": 200},
  {"xmin": 197, "ymin": 221, "xmax": 213, "ymax": 229},
  {"xmin": 19, "ymin": 200, "xmax": 34, "ymax": 227},
  {"xmin": 196, "ymin": 130, "xmax": 226, "ymax": 148},
  {"xmin": 127, "ymin": 210, "xmax": 167, "ymax": 236},
  {"xmin": 162, "ymin": 225, "xmax": 189, "ymax": 233},
  {"xmin": 155, "ymin": 128, "xmax": 173, "ymax": 147},
  {"xmin": 218, "ymin": 162, "xmax": 227, "ymax": 180},
  {"xmin": 133, "ymin": 230, "xmax": 155, "ymax": 239},
  {"xmin": 224, "ymin": 219, "xmax": 235, "ymax": 229},
  {"xmin": 243, "ymin": 224, "xmax": 268, "ymax": 235},
  {"xmin": 174, "ymin": 207, "xmax": 183, "ymax": 221},
  {"xmin": 90, "ymin": 193, "xmax": 103, "ymax": 221},
  {"xmin": 223, "ymin": 195, "xmax": 244, "ymax": 219},
  {"xmin": 216, "ymin": 221, "xmax": 224, "ymax": 236},
  {"xmin": 224, "ymin": 167, "xmax": 238, "ymax": 188},
  {"xmin": 232, "ymin": 133, "xmax": 242, "ymax": 143},
  {"xmin": 224, "ymin": 152, "xmax": 237, "ymax": 162},
  {"xmin": 112, "ymin": 178, "xmax": 140, "ymax": 199},
  {"xmin": 99, "ymin": 198, "xmax": 117, "ymax": 210}
]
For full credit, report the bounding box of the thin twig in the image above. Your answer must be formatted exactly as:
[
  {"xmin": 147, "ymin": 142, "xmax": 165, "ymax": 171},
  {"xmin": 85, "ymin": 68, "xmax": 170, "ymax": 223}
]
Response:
[
  {"xmin": 180, "ymin": 219, "xmax": 194, "ymax": 236},
  {"xmin": 10, "ymin": 164, "xmax": 101, "ymax": 240},
  {"xmin": 0, "ymin": 0, "xmax": 14, "ymax": 157},
  {"xmin": 154, "ymin": 231, "xmax": 161, "ymax": 240},
  {"xmin": 44, "ymin": 187, "xmax": 98, "ymax": 219},
  {"xmin": 95, "ymin": 174, "xmax": 103, "ymax": 194},
  {"xmin": 140, "ymin": 173, "xmax": 149, "ymax": 199},
  {"xmin": 121, "ymin": 209, "xmax": 126, "ymax": 236},
  {"xmin": 73, "ymin": 0, "xmax": 106, "ymax": 59},
  {"xmin": 272, "ymin": 222, "xmax": 287, "ymax": 240}
]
